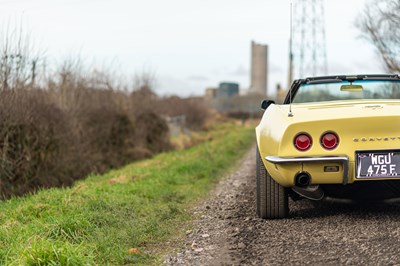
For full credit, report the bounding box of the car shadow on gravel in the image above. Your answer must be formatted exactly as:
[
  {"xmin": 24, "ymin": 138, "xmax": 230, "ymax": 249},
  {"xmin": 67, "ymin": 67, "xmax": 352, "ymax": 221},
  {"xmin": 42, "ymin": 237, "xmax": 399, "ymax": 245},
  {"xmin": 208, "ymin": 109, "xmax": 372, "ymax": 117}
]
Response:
[{"xmin": 289, "ymin": 198, "xmax": 400, "ymax": 219}]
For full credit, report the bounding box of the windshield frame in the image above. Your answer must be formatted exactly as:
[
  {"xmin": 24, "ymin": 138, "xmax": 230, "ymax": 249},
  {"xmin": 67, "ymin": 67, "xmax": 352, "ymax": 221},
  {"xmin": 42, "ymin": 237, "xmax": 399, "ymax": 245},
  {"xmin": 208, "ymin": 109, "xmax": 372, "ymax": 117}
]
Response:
[{"xmin": 284, "ymin": 74, "xmax": 400, "ymax": 104}]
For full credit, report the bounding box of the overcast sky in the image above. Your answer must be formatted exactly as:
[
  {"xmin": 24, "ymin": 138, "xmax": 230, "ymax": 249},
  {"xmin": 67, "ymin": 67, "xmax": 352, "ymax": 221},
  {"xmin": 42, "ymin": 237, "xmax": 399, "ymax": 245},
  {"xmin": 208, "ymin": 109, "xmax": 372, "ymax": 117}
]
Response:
[{"xmin": 0, "ymin": 0, "xmax": 382, "ymax": 96}]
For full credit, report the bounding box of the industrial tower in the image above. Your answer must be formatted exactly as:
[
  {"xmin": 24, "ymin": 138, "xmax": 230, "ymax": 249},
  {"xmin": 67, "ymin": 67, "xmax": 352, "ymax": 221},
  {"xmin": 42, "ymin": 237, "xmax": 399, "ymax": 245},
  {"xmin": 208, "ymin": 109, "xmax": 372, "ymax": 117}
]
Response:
[
  {"xmin": 250, "ymin": 41, "xmax": 268, "ymax": 96},
  {"xmin": 288, "ymin": 0, "xmax": 328, "ymax": 86}
]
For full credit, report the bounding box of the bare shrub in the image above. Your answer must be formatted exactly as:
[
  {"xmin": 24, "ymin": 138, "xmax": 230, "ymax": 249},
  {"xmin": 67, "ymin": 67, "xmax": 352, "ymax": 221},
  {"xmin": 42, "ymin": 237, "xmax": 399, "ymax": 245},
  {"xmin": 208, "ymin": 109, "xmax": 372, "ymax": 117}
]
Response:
[
  {"xmin": 134, "ymin": 110, "xmax": 171, "ymax": 154},
  {"xmin": 157, "ymin": 96, "xmax": 211, "ymax": 130},
  {"xmin": 0, "ymin": 90, "xmax": 74, "ymax": 199},
  {"xmin": 47, "ymin": 65, "xmax": 166, "ymax": 173},
  {"xmin": 73, "ymin": 90, "xmax": 137, "ymax": 170}
]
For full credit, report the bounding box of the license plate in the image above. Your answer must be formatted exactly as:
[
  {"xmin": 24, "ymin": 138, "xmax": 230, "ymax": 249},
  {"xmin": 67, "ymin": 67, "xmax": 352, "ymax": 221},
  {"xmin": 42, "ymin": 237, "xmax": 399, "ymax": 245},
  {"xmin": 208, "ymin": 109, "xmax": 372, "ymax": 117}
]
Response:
[{"xmin": 356, "ymin": 150, "xmax": 400, "ymax": 178}]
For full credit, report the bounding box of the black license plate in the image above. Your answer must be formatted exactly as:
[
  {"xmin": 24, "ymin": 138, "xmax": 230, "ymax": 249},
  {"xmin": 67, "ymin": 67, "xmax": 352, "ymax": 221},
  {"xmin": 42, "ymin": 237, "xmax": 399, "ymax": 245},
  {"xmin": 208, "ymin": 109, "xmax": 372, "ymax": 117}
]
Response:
[{"xmin": 356, "ymin": 150, "xmax": 400, "ymax": 178}]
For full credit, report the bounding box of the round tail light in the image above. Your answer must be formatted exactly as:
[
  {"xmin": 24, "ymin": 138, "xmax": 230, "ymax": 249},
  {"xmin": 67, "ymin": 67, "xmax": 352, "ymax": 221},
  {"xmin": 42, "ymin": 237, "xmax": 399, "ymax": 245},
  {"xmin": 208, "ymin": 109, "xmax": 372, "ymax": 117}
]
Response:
[
  {"xmin": 294, "ymin": 133, "xmax": 312, "ymax": 151},
  {"xmin": 321, "ymin": 132, "xmax": 339, "ymax": 150}
]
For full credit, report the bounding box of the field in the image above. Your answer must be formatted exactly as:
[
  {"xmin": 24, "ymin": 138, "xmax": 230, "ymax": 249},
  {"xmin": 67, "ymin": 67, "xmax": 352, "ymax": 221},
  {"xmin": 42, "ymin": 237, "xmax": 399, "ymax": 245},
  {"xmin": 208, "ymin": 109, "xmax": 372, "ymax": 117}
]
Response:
[{"xmin": 0, "ymin": 122, "xmax": 254, "ymax": 265}]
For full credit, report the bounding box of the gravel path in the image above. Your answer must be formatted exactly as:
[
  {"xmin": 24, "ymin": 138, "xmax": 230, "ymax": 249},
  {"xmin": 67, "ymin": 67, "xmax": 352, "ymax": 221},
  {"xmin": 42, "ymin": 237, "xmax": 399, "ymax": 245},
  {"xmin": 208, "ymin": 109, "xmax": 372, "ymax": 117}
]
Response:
[{"xmin": 165, "ymin": 145, "xmax": 400, "ymax": 265}]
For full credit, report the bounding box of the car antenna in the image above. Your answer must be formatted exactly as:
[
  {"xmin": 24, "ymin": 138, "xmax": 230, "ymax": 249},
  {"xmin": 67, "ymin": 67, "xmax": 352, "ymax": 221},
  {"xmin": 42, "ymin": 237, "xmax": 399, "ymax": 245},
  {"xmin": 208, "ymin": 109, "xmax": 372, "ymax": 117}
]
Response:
[{"xmin": 288, "ymin": 0, "xmax": 294, "ymax": 117}]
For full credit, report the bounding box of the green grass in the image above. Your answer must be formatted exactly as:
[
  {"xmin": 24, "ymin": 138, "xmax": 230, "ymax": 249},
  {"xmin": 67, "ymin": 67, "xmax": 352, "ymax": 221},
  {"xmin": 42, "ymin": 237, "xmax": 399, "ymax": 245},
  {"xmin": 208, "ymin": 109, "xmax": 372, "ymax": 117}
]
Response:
[{"xmin": 0, "ymin": 123, "xmax": 254, "ymax": 265}]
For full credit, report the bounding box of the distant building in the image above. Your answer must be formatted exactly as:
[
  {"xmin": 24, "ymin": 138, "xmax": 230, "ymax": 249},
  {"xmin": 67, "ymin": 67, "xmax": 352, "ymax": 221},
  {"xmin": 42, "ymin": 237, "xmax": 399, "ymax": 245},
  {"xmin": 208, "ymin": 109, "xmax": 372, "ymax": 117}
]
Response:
[
  {"xmin": 250, "ymin": 41, "xmax": 268, "ymax": 96},
  {"xmin": 203, "ymin": 83, "xmax": 239, "ymax": 112},
  {"xmin": 217, "ymin": 82, "xmax": 239, "ymax": 98},
  {"xmin": 205, "ymin": 87, "xmax": 218, "ymax": 99}
]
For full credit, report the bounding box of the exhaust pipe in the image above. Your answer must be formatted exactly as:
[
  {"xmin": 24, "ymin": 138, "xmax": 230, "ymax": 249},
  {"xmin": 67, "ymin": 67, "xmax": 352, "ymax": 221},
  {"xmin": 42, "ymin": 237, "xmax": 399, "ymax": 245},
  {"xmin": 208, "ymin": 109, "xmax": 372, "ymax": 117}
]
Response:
[
  {"xmin": 295, "ymin": 172, "xmax": 311, "ymax": 187},
  {"xmin": 292, "ymin": 172, "xmax": 324, "ymax": 200}
]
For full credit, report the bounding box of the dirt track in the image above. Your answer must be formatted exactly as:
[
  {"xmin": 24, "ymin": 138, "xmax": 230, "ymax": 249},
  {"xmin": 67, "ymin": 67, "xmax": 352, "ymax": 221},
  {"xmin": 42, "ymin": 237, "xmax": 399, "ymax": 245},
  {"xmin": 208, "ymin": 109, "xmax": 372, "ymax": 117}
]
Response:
[{"xmin": 165, "ymin": 145, "xmax": 400, "ymax": 265}]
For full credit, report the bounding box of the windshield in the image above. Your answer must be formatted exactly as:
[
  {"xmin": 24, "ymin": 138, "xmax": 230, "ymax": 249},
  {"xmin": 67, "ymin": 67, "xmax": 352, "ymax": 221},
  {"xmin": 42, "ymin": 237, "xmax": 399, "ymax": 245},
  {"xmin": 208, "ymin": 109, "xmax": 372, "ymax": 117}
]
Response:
[{"xmin": 293, "ymin": 80, "xmax": 400, "ymax": 103}]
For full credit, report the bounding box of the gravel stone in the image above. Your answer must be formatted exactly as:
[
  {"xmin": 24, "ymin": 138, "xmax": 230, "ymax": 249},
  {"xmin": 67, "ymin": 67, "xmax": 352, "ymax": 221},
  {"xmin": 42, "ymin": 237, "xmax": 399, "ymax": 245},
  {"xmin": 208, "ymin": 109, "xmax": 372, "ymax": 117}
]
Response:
[{"xmin": 165, "ymin": 145, "xmax": 400, "ymax": 265}]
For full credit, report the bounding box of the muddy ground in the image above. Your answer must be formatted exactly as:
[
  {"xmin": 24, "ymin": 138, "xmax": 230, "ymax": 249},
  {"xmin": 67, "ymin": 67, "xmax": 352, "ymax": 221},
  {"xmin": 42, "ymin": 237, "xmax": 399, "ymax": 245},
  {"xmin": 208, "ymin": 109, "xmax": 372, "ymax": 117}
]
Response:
[{"xmin": 165, "ymin": 146, "xmax": 400, "ymax": 265}]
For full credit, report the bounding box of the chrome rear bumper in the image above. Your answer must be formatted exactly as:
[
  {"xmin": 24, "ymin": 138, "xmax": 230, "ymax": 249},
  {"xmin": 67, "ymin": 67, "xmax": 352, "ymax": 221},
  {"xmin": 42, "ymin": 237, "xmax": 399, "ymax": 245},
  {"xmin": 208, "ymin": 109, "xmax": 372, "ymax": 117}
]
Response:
[{"xmin": 265, "ymin": 155, "xmax": 350, "ymax": 185}]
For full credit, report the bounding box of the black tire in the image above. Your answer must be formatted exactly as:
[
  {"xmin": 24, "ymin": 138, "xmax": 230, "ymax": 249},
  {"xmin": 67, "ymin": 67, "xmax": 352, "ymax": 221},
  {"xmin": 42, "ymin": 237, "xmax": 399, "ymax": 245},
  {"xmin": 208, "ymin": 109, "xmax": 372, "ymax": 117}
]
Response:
[{"xmin": 256, "ymin": 147, "xmax": 289, "ymax": 219}]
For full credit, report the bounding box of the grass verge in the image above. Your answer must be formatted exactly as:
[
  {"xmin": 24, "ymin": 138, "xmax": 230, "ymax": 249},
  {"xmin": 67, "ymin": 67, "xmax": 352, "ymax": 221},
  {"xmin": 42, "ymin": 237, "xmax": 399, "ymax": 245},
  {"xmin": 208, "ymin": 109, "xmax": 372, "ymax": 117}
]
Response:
[{"xmin": 0, "ymin": 122, "xmax": 254, "ymax": 265}]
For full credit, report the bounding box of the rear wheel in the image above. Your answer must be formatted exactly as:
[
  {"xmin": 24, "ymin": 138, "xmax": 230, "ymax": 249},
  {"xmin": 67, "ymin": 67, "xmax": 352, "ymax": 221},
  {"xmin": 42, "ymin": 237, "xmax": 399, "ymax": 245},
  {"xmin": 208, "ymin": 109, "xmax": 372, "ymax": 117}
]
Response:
[{"xmin": 256, "ymin": 147, "xmax": 289, "ymax": 219}]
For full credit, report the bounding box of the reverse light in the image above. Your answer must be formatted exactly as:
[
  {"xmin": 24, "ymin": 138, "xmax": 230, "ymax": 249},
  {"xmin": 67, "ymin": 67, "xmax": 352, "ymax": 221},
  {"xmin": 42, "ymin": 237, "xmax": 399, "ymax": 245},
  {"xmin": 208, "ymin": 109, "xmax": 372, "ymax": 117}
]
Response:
[
  {"xmin": 294, "ymin": 133, "xmax": 312, "ymax": 151},
  {"xmin": 321, "ymin": 132, "xmax": 339, "ymax": 150}
]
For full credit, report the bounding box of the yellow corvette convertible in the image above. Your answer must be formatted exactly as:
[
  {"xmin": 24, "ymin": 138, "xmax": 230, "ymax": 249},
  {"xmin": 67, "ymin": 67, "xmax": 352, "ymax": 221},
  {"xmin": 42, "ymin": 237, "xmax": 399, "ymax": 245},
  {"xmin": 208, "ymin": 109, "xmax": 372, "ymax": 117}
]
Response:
[{"xmin": 256, "ymin": 74, "xmax": 400, "ymax": 219}]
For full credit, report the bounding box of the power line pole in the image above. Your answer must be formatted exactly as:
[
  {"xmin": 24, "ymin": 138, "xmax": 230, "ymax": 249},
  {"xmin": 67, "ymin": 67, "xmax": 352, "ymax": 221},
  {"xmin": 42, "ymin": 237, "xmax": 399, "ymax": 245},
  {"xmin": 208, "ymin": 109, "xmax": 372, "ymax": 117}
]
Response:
[{"xmin": 290, "ymin": 0, "xmax": 328, "ymax": 80}]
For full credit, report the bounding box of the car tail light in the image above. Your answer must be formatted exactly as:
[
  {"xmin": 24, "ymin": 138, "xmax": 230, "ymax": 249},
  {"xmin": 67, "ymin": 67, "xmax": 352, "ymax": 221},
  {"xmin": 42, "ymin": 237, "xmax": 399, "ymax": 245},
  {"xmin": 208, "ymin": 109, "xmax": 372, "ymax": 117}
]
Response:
[
  {"xmin": 294, "ymin": 133, "xmax": 312, "ymax": 151},
  {"xmin": 321, "ymin": 132, "xmax": 339, "ymax": 150}
]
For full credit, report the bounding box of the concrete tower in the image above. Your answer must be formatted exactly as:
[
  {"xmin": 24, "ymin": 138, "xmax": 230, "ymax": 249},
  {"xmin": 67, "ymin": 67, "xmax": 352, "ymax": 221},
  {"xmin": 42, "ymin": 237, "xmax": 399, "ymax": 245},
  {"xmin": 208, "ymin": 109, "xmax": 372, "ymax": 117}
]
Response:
[{"xmin": 250, "ymin": 41, "xmax": 268, "ymax": 96}]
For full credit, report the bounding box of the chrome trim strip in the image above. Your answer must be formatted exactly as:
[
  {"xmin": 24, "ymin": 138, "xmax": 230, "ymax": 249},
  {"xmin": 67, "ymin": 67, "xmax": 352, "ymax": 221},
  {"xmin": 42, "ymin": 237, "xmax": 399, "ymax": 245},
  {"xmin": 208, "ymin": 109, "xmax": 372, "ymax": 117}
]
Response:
[{"xmin": 265, "ymin": 155, "xmax": 350, "ymax": 185}]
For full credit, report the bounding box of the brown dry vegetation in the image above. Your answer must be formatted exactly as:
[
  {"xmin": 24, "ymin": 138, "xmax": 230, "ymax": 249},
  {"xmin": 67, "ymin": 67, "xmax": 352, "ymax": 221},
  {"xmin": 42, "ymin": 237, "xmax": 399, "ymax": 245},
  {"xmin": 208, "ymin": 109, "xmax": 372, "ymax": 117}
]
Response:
[
  {"xmin": 0, "ymin": 29, "xmax": 211, "ymax": 199},
  {"xmin": 0, "ymin": 74, "xmax": 174, "ymax": 199},
  {"xmin": 157, "ymin": 96, "xmax": 212, "ymax": 131}
]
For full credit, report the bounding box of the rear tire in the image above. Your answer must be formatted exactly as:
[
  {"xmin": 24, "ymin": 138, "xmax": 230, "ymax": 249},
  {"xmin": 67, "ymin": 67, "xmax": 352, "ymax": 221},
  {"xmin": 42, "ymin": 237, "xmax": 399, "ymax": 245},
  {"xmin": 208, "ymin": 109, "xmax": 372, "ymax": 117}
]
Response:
[{"xmin": 256, "ymin": 147, "xmax": 289, "ymax": 219}]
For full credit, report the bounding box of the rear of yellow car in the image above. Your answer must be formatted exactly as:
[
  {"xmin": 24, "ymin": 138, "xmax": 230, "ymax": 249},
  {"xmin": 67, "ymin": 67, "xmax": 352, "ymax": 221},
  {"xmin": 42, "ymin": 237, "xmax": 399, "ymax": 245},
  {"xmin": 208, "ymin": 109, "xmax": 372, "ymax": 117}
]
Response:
[
  {"xmin": 261, "ymin": 102, "xmax": 400, "ymax": 186},
  {"xmin": 256, "ymin": 75, "xmax": 400, "ymax": 219}
]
